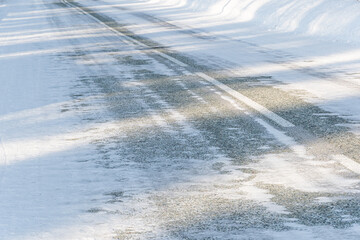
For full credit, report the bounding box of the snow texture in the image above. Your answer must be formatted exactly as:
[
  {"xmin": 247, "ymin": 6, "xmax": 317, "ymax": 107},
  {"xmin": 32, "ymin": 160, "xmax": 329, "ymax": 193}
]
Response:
[{"xmin": 1, "ymin": 0, "xmax": 360, "ymax": 239}]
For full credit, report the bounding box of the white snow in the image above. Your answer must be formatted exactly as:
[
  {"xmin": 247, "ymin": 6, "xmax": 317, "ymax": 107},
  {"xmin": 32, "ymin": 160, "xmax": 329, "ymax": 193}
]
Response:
[
  {"xmin": 142, "ymin": 0, "xmax": 360, "ymax": 44},
  {"xmin": 2, "ymin": 0, "xmax": 360, "ymax": 239},
  {"xmin": 95, "ymin": 0, "xmax": 360, "ymax": 135}
]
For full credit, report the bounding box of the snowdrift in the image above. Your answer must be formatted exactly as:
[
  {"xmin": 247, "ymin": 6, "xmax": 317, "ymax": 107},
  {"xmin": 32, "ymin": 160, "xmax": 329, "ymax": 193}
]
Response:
[{"xmin": 146, "ymin": 0, "xmax": 360, "ymax": 44}]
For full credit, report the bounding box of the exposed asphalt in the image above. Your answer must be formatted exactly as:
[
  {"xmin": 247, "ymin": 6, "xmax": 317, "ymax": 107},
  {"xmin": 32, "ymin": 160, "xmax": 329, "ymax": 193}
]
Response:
[{"xmin": 6, "ymin": 0, "xmax": 360, "ymax": 238}]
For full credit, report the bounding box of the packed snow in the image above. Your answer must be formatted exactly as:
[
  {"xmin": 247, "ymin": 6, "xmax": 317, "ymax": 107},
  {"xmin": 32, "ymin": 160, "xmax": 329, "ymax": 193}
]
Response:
[
  {"xmin": 102, "ymin": 0, "xmax": 360, "ymax": 135},
  {"xmin": 1, "ymin": 0, "xmax": 360, "ymax": 239}
]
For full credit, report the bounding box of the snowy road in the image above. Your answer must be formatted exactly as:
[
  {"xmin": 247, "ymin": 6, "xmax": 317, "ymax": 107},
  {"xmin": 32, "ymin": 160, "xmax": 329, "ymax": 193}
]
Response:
[{"xmin": 1, "ymin": 0, "xmax": 360, "ymax": 239}]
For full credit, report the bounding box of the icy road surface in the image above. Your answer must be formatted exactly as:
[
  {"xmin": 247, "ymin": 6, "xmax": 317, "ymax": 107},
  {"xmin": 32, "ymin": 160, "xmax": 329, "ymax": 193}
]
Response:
[{"xmin": 1, "ymin": 0, "xmax": 360, "ymax": 239}]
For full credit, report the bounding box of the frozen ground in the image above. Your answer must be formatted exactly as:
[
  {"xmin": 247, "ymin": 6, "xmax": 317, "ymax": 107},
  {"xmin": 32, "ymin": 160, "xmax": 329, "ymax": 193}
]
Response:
[{"xmin": 1, "ymin": 0, "xmax": 360, "ymax": 239}]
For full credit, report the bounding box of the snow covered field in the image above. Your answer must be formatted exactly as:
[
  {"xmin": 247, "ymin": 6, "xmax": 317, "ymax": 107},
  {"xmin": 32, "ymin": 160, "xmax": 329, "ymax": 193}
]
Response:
[{"xmin": 1, "ymin": 0, "xmax": 360, "ymax": 239}]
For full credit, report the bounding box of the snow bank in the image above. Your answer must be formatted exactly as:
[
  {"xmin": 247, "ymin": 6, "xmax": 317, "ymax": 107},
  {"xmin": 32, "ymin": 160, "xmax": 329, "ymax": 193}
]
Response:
[{"xmin": 145, "ymin": 0, "xmax": 360, "ymax": 44}]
